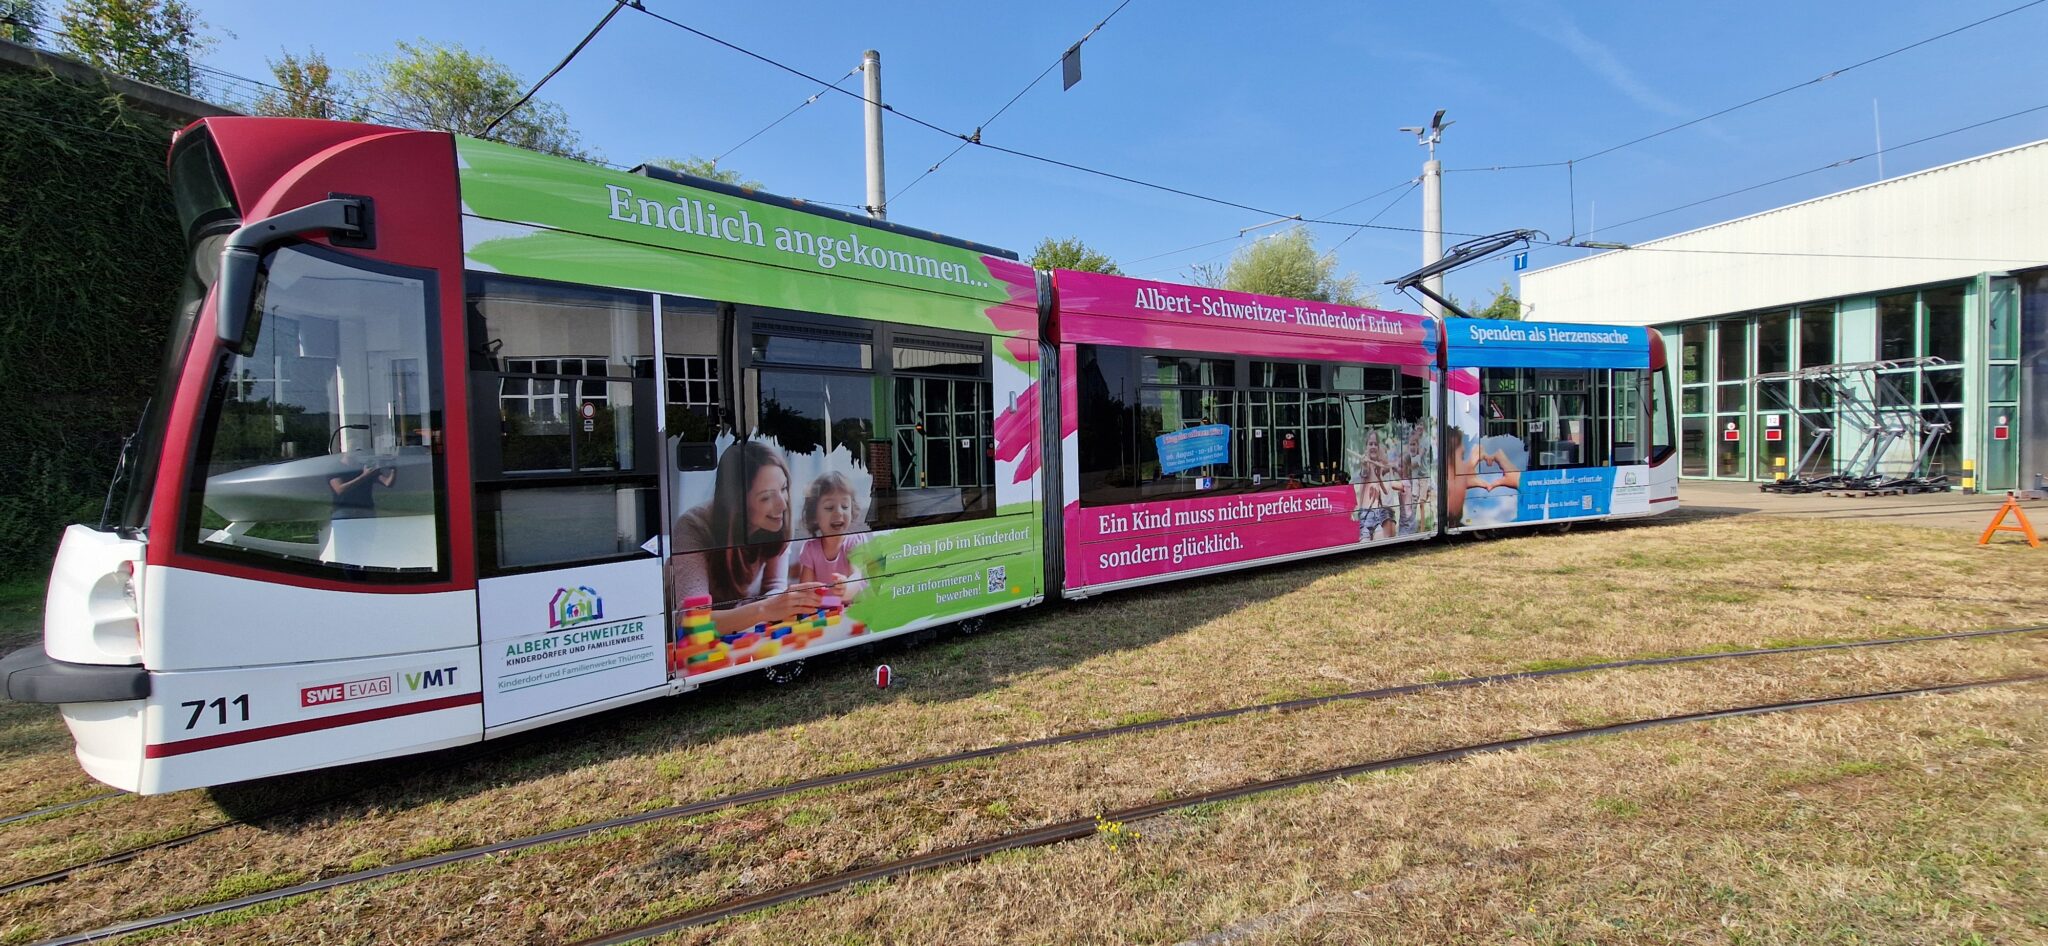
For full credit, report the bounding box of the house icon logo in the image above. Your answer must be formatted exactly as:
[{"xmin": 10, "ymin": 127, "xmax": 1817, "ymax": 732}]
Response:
[{"xmin": 549, "ymin": 586, "xmax": 604, "ymax": 629}]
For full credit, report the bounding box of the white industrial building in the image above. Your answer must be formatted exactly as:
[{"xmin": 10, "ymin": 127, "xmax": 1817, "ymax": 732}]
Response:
[{"xmin": 1520, "ymin": 138, "xmax": 2048, "ymax": 494}]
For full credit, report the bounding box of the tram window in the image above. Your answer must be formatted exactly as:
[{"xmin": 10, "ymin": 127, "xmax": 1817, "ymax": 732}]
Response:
[
  {"xmin": 1075, "ymin": 345, "xmax": 1138, "ymax": 503},
  {"xmin": 1144, "ymin": 354, "xmax": 1233, "ymax": 387},
  {"xmin": 479, "ymin": 483, "xmax": 659, "ymax": 570},
  {"xmin": 749, "ymin": 370, "xmax": 874, "ymax": 462},
  {"xmin": 753, "ymin": 325, "xmax": 872, "ymax": 369},
  {"xmin": 652, "ymin": 295, "xmax": 727, "ymax": 452},
  {"xmin": 1610, "ymin": 369, "xmax": 1644, "ymax": 464},
  {"xmin": 1477, "ymin": 368, "xmax": 1599, "ymax": 471},
  {"xmin": 467, "ymin": 275, "xmax": 660, "ymax": 574},
  {"xmin": 185, "ymin": 245, "xmax": 446, "ymax": 576},
  {"xmin": 885, "ymin": 338, "xmax": 995, "ymax": 525},
  {"xmin": 1650, "ymin": 370, "xmax": 1676, "ymax": 463},
  {"xmin": 1077, "ymin": 345, "xmax": 1421, "ymax": 506}
]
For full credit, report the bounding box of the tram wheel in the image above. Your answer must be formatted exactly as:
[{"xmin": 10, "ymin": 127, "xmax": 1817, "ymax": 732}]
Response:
[
  {"xmin": 763, "ymin": 659, "xmax": 808, "ymax": 685},
  {"xmin": 956, "ymin": 616, "xmax": 988, "ymax": 636}
]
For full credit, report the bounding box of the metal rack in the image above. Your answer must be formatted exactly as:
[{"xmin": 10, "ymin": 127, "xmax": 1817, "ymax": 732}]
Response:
[{"xmin": 1748, "ymin": 358, "xmax": 1952, "ymax": 495}]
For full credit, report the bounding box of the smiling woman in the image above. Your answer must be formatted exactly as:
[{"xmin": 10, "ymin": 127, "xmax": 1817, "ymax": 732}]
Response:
[{"xmin": 667, "ymin": 439, "xmax": 825, "ymax": 634}]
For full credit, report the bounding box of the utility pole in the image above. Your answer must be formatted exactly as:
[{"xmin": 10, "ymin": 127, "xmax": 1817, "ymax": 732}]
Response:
[
  {"xmin": 1399, "ymin": 110, "xmax": 1452, "ymax": 318},
  {"xmin": 862, "ymin": 49, "xmax": 886, "ymax": 220}
]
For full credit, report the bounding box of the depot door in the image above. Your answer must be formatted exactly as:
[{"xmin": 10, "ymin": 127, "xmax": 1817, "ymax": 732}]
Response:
[{"xmin": 468, "ymin": 275, "xmax": 670, "ymax": 731}]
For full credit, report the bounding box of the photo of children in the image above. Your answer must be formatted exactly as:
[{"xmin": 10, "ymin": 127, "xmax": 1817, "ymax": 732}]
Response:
[
  {"xmin": 790, "ymin": 470, "xmax": 871, "ymax": 600},
  {"xmin": 1343, "ymin": 386, "xmax": 1438, "ymax": 543}
]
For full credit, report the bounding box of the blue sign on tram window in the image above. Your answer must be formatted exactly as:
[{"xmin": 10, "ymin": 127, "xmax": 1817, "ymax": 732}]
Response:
[{"xmin": 1157, "ymin": 424, "xmax": 1231, "ymax": 474}]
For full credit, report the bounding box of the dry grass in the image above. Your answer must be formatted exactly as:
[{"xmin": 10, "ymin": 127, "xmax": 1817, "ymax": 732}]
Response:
[
  {"xmin": 0, "ymin": 513, "xmax": 2042, "ymax": 944},
  {"xmin": 657, "ymin": 685, "xmax": 2048, "ymax": 946}
]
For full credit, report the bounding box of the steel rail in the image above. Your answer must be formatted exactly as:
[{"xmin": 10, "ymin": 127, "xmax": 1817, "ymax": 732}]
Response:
[
  {"xmin": 573, "ymin": 674, "xmax": 2048, "ymax": 946},
  {"xmin": 0, "ymin": 793, "xmax": 122, "ymax": 829},
  {"xmin": 24, "ymin": 623, "xmax": 2047, "ymax": 945}
]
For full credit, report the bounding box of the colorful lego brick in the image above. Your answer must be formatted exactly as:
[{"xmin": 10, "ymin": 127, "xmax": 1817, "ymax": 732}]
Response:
[
  {"xmin": 770, "ymin": 624, "xmax": 792, "ymax": 639},
  {"xmin": 850, "ymin": 621, "xmax": 867, "ymax": 636},
  {"xmin": 755, "ymin": 640, "xmax": 782, "ymax": 659},
  {"xmin": 819, "ymin": 594, "xmax": 842, "ymax": 609},
  {"xmin": 688, "ymin": 629, "xmax": 716, "ymax": 646},
  {"xmin": 683, "ymin": 594, "xmax": 713, "ymax": 608}
]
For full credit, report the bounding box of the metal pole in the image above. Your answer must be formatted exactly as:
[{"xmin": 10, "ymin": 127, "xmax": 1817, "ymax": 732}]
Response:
[
  {"xmin": 862, "ymin": 49, "xmax": 886, "ymax": 220},
  {"xmin": 1421, "ymin": 155, "xmax": 1443, "ymax": 318}
]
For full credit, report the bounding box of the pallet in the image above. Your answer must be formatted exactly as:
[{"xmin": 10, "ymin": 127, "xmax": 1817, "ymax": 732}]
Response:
[{"xmin": 1823, "ymin": 483, "xmax": 1953, "ymax": 498}]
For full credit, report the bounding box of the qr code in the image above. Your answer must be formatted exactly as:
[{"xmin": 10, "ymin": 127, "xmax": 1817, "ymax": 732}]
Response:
[{"xmin": 985, "ymin": 566, "xmax": 1007, "ymax": 595}]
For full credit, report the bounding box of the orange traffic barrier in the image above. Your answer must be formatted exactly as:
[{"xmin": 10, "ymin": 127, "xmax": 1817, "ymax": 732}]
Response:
[{"xmin": 1977, "ymin": 493, "xmax": 2041, "ymax": 548}]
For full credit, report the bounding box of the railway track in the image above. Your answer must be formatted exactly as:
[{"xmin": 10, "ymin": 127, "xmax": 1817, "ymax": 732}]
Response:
[
  {"xmin": 24, "ymin": 623, "xmax": 2048, "ymax": 946},
  {"xmin": 568, "ymin": 673, "xmax": 2048, "ymax": 946},
  {"xmin": 0, "ymin": 792, "xmax": 121, "ymax": 829}
]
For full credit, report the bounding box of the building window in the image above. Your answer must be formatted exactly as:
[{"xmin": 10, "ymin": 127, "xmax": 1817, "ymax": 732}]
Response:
[
  {"xmin": 502, "ymin": 357, "xmax": 610, "ymax": 422},
  {"xmin": 1921, "ymin": 284, "xmax": 1965, "ymax": 363},
  {"xmin": 1680, "ymin": 324, "xmax": 1706, "ymax": 385},
  {"xmin": 1756, "ymin": 309, "xmax": 1791, "ymax": 374},
  {"xmin": 1877, "ymin": 292, "xmax": 1916, "ymax": 361}
]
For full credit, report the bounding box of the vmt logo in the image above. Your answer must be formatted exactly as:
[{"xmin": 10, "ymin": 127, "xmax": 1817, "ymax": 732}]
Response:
[
  {"xmin": 403, "ymin": 666, "xmax": 459, "ymax": 692},
  {"xmin": 549, "ymin": 586, "xmax": 604, "ymax": 629}
]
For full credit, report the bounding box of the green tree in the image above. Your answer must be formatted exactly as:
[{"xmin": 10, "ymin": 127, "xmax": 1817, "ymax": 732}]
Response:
[
  {"xmin": 1215, "ymin": 229, "xmax": 1374, "ymax": 307},
  {"xmin": 56, "ymin": 0, "xmax": 210, "ymax": 94},
  {"xmin": 1, "ymin": 0, "xmax": 45, "ymax": 45},
  {"xmin": 354, "ymin": 39, "xmax": 582, "ymax": 158},
  {"xmin": 253, "ymin": 48, "xmax": 359, "ymax": 120},
  {"xmin": 648, "ymin": 155, "xmax": 760, "ymax": 189},
  {"xmin": 1029, "ymin": 236, "xmax": 1120, "ymax": 275},
  {"xmin": 1472, "ymin": 279, "xmax": 1523, "ymax": 320}
]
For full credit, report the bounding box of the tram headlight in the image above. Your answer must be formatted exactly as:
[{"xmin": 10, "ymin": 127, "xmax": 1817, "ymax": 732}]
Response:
[{"xmin": 115, "ymin": 560, "xmax": 142, "ymax": 648}]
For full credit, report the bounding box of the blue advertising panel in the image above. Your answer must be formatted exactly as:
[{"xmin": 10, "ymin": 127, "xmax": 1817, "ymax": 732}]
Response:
[
  {"xmin": 1442, "ymin": 318, "xmax": 1649, "ymax": 369},
  {"xmin": 1157, "ymin": 424, "xmax": 1231, "ymax": 474}
]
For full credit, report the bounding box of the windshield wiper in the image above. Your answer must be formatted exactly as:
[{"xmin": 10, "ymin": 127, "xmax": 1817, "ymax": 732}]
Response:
[{"xmin": 99, "ymin": 399, "xmax": 149, "ymax": 534}]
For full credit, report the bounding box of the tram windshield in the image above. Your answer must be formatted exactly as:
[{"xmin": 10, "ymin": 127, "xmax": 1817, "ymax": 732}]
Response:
[{"xmin": 184, "ymin": 244, "xmax": 445, "ymax": 575}]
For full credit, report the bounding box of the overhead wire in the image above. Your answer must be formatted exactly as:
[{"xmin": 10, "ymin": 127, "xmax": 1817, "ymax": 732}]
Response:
[
  {"xmin": 482, "ymin": 0, "xmax": 631, "ymax": 139},
  {"xmin": 1329, "ymin": 179, "xmax": 1420, "ymax": 252},
  {"xmin": 1573, "ymin": 0, "xmax": 2048, "ymax": 165},
  {"xmin": 1575, "ymin": 99, "xmax": 2048, "ymax": 240},
  {"xmin": 888, "ymin": 0, "xmax": 1137, "ymax": 204},
  {"xmin": 625, "ymin": 2, "xmax": 1450, "ymax": 238},
  {"xmin": 714, "ymin": 64, "xmax": 860, "ymax": 166},
  {"xmin": 1444, "ymin": 0, "xmax": 2048, "ymax": 173}
]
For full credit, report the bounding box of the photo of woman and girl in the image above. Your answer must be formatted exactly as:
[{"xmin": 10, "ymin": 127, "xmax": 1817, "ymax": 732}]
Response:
[
  {"xmin": 666, "ymin": 440, "xmax": 874, "ymax": 634},
  {"xmin": 1347, "ymin": 421, "xmax": 1434, "ymax": 542}
]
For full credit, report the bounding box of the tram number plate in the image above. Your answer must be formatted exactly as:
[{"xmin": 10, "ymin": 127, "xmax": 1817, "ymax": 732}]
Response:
[{"xmin": 181, "ymin": 694, "xmax": 251, "ymax": 730}]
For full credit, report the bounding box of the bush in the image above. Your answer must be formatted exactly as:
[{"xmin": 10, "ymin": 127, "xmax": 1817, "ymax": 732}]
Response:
[{"xmin": 0, "ymin": 67, "xmax": 183, "ymax": 578}]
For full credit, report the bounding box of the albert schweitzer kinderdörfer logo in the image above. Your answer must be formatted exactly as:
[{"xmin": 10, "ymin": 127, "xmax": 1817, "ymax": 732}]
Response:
[{"xmin": 548, "ymin": 586, "xmax": 604, "ymax": 630}]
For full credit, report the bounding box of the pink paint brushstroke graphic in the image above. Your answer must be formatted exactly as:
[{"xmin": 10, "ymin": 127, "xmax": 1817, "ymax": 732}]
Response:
[
  {"xmin": 981, "ymin": 256, "xmax": 1040, "ymax": 363},
  {"xmin": 992, "ymin": 382, "xmax": 1042, "ymax": 483}
]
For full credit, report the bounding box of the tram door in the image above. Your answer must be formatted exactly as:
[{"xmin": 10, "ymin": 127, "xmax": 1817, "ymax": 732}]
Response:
[{"xmin": 468, "ymin": 277, "xmax": 669, "ymax": 732}]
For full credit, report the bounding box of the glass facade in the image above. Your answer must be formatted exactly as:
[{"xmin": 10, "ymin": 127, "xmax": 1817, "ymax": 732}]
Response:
[{"xmin": 1660, "ymin": 276, "xmax": 2020, "ymax": 490}]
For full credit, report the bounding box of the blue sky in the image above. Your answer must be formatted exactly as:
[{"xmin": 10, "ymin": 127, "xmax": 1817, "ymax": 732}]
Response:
[{"xmin": 188, "ymin": 0, "xmax": 2048, "ymax": 311}]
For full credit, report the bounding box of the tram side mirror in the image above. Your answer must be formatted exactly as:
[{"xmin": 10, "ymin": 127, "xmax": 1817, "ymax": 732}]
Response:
[
  {"xmin": 675, "ymin": 442, "xmax": 718, "ymax": 471},
  {"xmin": 216, "ymin": 197, "xmax": 373, "ymax": 348}
]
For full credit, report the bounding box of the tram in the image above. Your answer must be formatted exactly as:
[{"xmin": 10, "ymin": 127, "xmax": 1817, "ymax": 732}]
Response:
[{"xmin": 0, "ymin": 117, "xmax": 1677, "ymax": 793}]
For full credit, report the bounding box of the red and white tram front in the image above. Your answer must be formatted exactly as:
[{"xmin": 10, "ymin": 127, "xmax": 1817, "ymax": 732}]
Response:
[{"xmin": 0, "ymin": 118, "xmax": 482, "ymax": 793}]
